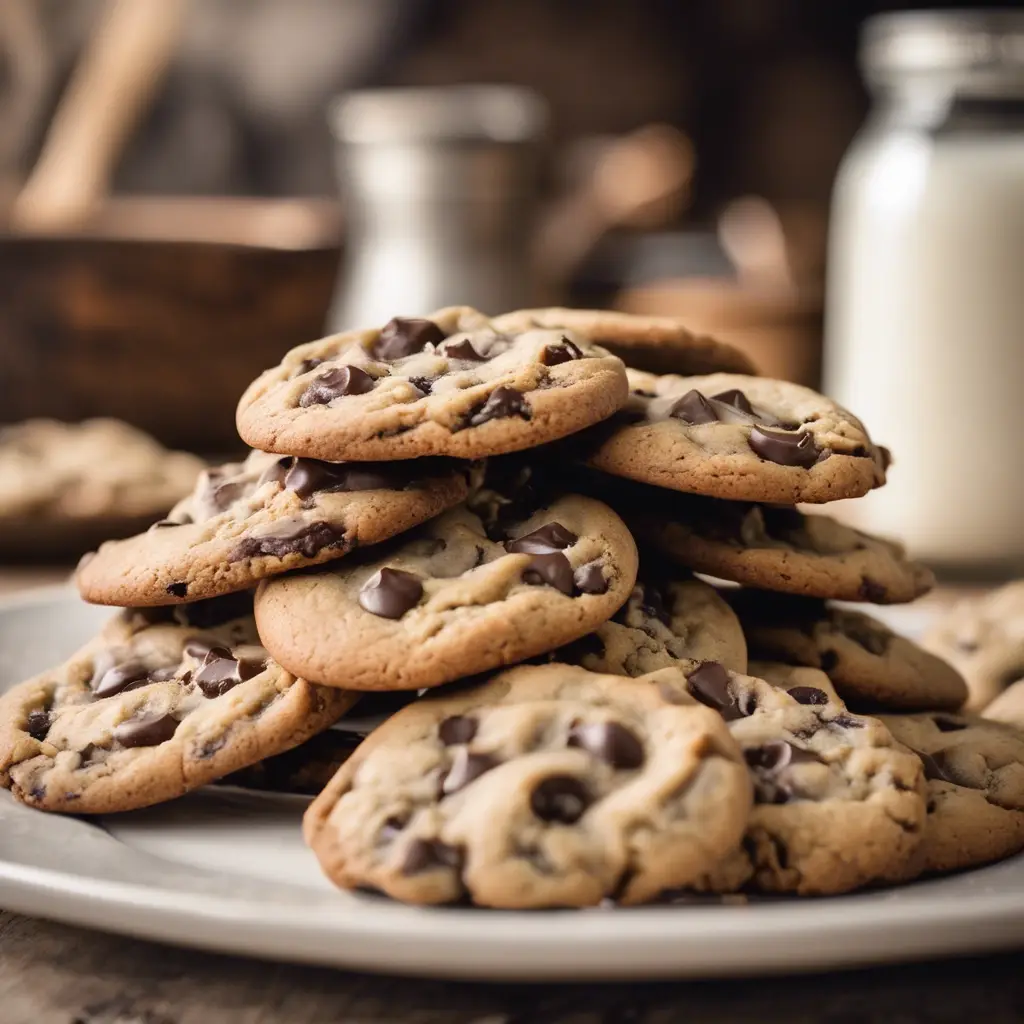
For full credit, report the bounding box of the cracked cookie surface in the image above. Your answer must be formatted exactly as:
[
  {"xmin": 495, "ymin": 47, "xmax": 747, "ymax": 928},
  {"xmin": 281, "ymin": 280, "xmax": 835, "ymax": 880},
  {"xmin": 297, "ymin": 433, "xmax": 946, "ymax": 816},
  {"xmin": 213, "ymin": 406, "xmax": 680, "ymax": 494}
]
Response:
[
  {"xmin": 76, "ymin": 449, "xmax": 469, "ymax": 607},
  {"xmin": 0, "ymin": 595, "xmax": 355, "ymax": 813},
  {"xmin": 880, "ymin": 712, "xmax": 1024, "ymax": 879},
  {"xmin": 586, "ymin": 370, "xmax": 886, "ymax": 504},
  {"xmin": 236, "ymin": 307, "xmax": 629, "ymax": 461},
  {"xmin": 728, "ymin": 592, "xmax": 967, "ymax": 712},
  {"xmin": 653, "ymin": 661, "xmax": 926, "ymax": 895},
  {"xmin": 550, "ymin": 572, "xmax": 747, "ymax": 677},
  {"xmin": 255, "ymin": 494, "xmax": 639, "ymax": 691},
  {"xmin": 303, "ymin": 663, "xmax": 752, "ymax": 907},
  {"xmin": 629, "ymin": 490, "xmax": 933, "ymax": 603}
]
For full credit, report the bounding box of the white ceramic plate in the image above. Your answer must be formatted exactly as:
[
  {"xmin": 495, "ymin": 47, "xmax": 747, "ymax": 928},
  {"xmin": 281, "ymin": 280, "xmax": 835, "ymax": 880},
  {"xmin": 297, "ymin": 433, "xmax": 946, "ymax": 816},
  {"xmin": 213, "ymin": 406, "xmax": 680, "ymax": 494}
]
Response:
[{"xmin": 0, "ymin": 587, "xmax": 1022, "ymax": 981}]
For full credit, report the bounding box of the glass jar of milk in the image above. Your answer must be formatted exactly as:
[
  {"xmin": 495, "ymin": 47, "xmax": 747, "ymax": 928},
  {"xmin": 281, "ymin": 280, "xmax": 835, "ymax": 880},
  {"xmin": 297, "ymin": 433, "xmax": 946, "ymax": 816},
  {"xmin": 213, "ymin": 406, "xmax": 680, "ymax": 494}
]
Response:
[{"xmin": 825, "ymin": 11, "xmax": 1024, "ymax": 572}]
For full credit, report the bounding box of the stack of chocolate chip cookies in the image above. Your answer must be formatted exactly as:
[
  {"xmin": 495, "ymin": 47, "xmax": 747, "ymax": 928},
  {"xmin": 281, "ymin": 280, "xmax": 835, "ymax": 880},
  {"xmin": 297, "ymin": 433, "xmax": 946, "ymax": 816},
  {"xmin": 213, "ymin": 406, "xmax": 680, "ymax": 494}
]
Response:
[{"xmin": 2, "ymin": 306, "xmax": 1022, "ymax": 908}]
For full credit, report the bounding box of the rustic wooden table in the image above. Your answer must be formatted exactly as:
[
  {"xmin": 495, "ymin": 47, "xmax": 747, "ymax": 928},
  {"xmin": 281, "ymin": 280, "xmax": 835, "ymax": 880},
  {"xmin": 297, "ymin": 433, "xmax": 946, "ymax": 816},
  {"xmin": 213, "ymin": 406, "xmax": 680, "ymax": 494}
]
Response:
[{"xmin": 0, "ymin": 574, "xmax": 1019, "ymax": 1023}]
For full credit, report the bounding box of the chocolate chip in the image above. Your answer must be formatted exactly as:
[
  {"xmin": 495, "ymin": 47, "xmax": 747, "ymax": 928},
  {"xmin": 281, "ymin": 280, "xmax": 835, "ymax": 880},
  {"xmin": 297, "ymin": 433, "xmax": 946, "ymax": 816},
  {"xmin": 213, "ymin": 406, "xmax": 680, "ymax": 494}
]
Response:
[
  {"xmin": 295, "ymin": 356, "xmax": 323, "ymax": 377},
  {"xmin": 819, "ymin": 650, "xmax": 840, "ymax": 673},
  {"xmin": 530, "ymin": 775, "xmax": 591, "ymax": 823},
  {"xmin": 788, "ymin": 686, "xmax": 829, "ymax": 706},
  {"xmin": 568, "ymin": 721, "xmax": 644, "ymax": 769},
  {"xmin": 522, "ymin": 552, "xmax": 575, "ymax": 596},
  {"xmin": 639, "ymin": 583, "xmax": 671, "ymax": 625},
  {"xmin": 506, "ymin": 522, "xmax": 577, "ymax": 555},
  {"xmin": 409, "ymin": 376, "xmax": 435, "ymax": 395},
  {"xmin": 232, "ymin": 519, "xmax": 347, "ymax": 560},
  {"xmin": 711, "ymin": 388, "xmax": 755, "ymax": 414},
  {"xmin": 401, "ymin": 838, "xmax": 463, "ymax": 875},
  {"xmin": 114, "ymin": 713, "xmax": 179, "ymax": 748},
  {"xmin": 166, "ymin": 582, "xmax": 188, "ymax": 598},
  {"xmin": 284, "ymin": 459, "xmax": 400, "ymax": 499},
  {"xmin": 92, "ymin": 660, "xmax": 151, "ymax": 699},
  {"xmin": 299, "ymin": 365, "xmax": 375, "ymax": 407},
  {"xmin": 194, "ymin": 647, "xmax": 265, "ymax": 698},
  {"xmin": 467, "ymin": 386, "xmax": 530, "ymax": 427},
  {"xmin": 358, "ymin": 567, "xmax": 423, "ymax": 618},
  {"xmin": 25, "ymin": 710, "xmax": 51, "ymax": 740},
  {"xmin": 933, "ymin": 715, "xmax": 969, "ymax": 733},
  {"xmin": 438, "ymin": 715, "xmax": 477, "ymax": 745},
  {"xmin": 686, "ymin": 662, "xmax": 745, "ymax": 721},
  {"xmin": 374, "ymin": 317, "xmax": 445, "ymax": 360},
  {"xmin": 379, "ymin": 815, "xmax": 408, "ymax": 844},
  {"xmin": 669, "ymin": 389, "xmax": 719, "ymax": 424},
  {"xmin": 540, "ymin": 338, "xmax": 583, "ymax": 365},
  {"xmin": 857, "ymin": 577, "xmax": 889, "ymax": 603},
  {"xmin": 441, "ymin": 338, "xmax": 486, "ymax": 361},
  {"xmin": 440, "ymin": 750, "xmax": 499, "ymax": 795},
  {"xmin": 574, "ymin": 561, "xmax": 608, "ymax": 595},
  {"xmin": 748, "ymin": 426, "xmax": 819, "ymax": 468},
  {"xmin": 831, "ymin": 713, "xmax": 864, "ymax": 729}
]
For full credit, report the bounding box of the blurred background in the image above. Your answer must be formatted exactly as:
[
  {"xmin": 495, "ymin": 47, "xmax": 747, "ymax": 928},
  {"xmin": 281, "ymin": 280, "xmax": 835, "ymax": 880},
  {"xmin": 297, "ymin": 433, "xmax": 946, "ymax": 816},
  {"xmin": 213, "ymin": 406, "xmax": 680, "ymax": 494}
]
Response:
[{"xmin": 0, "ymin": 0, "xmax": 1020, "ymax": 571}]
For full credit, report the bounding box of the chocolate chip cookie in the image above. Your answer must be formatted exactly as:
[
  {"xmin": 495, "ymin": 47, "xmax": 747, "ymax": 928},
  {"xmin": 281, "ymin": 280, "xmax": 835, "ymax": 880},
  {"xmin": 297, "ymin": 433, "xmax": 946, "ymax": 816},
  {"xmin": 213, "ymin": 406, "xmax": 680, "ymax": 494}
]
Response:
[
  {"xmin": 550, "ymin": 572, "xmax": 748, "ymax": 677},
  {"xmin": 303, "ymin": 663, "xmax": 752, "ymax": 907},
  {"xmin": 502, "ymin": 307, "xmax": 757, "ymax": 377},
  {"xmin": 727, "ymin": 592, "xmax": 967, "ymax": 712},
  {"xmin": 0, "ymin": 595, "xmax": 355, "ymax": 813},
  {"xmin": 880, "ymin": 712, "xmax": 1024, "ymax": 879},
  {"xmin": 255, "ymin": 494, "xmax": 639, "ymax": 690},
  {"xmin": 924, "ymin": 581, "xmax": 1024, "ymax": 712},
  {"xmin": 236, "ymin": 307, "xmax": 629, "ymax": 462},
  {"xmin": 656, "ymin": 661, "xmax": 926, "ymax": 895},
  {"xmin": 628, "ymin": 489, "xmax": 933, "ymax": 603},
  {"xmin": 586, "ymin": 370, "xmax": 886, "ymax": 504},
  {"xmin": 76, "ymin": 449, "xmax": 470, "ymax": 607}
]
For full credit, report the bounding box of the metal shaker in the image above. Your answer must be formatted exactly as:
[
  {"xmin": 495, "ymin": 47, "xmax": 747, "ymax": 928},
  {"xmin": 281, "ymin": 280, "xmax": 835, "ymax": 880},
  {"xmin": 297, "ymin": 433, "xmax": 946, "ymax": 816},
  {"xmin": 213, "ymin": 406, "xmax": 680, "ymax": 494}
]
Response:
[{"xmin": 326, "ymin": 85, "xmax": 547, "ymax": 331}]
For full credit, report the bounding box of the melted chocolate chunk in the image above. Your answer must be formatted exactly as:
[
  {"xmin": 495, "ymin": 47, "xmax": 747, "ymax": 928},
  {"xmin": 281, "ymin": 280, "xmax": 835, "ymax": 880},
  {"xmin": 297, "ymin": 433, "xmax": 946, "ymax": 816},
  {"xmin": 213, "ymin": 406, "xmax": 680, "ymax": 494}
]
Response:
[
  {"xmin": 439, "ymin": 715, "xmax": 478, "ymax": 745},
  {"xmin": 25, "ymin": 710, "xmax": 51, "ymax": 740},
  {"xmin": 522, "ymin": 552, "xmax": 576, "ymax": 596},
  {"xmin": 233, "ymin": 519, "xmax": 347, "ymax": 560},
  {"xmin": 92, "ymin": 659, "xmax": 152, "ymax": 700},
  {"xmin": 467, "ymin": 387, "xmax": 530, "ymax": 427},
  {"xmin": 638, "ymin": 583, "xmax": 671, "ymax": 625},
  {"xmin": 375, "ymin": 317, "xmax": 445, "ymax": 360},
  {"xmin": 166, "ymin": 582, "xmax": 188, "ymax": 598},
  {"xmin": 748, "ymin": 426, "xmax": 819, "ymax": 468},
  {"xmin": 284, "ymin": 459, "xmax": 400, "ymax": 499},
  {"xmin": 440, "ymin": 750, "xmax": 499, "ymax": 795},
  {"xmin": 857, "ymin": 577, "xmax": 889, "ymax": 603},
  {"xmin": 686, "ymin": 662, "xmax": 746, "ymax": 721},
  {"xmin": 114, "ymin": 713, "xmax": 179, "ymax": 749},
  {"xmin": 530, "ymin": 775, "xmax": 591, "ymax": 823},
  {"xmin": 401, "ymin": 838, "xmax": 463, "ymax": 875},
  {"xmin": 574, "ymin": 561, "xmax": 608, "ymax": 595},
  {"xmin": 506, "ymin": 522, "xmax": 578, "ymax": 555},
  {"xmin": 540, "ymin": 338, "xmax": 583, "ymax": 366},
  {"xmin": 193, "ymin": 646, "xmax": 265, "ymax": 698},
  {"xmin": 358, "ymin": 568, "xmax": 423, "ymax": 618},
  {"xmin": 299, "ymin": 365, "xmax": 375, "ymax": 407},
  {"xmin": 788, "ymin": 686, "xmax": 830, "ymax": 706},
  {"xmin": 441, "ymin": 338, "xmax": 486, "ymax": 361},
  {"xmin": 669, "ymin": 389, "xmax": 719, "ymax": 425},
  {"xmin": 409, "ymin": 376, "xmax": 435, "ymax": 395},
  {"xmin": 568, "ymin": 721, "xmax": 644, "ymax": 769}
]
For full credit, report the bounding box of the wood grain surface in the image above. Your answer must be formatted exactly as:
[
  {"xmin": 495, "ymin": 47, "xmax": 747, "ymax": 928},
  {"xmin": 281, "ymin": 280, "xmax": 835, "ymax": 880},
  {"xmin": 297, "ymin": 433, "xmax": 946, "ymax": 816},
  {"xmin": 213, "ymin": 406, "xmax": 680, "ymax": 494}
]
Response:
[{"xmin": 0, "ymin": 910, "xmax": 1022, "ymax": 1023}]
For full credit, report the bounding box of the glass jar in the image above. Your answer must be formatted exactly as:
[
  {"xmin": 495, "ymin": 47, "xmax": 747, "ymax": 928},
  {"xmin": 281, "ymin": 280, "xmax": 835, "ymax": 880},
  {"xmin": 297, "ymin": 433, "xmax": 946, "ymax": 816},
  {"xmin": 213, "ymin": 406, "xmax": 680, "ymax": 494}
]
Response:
[{"xmin": 825, "ymin": 11, "xmax": 1024, "ymax": 573}]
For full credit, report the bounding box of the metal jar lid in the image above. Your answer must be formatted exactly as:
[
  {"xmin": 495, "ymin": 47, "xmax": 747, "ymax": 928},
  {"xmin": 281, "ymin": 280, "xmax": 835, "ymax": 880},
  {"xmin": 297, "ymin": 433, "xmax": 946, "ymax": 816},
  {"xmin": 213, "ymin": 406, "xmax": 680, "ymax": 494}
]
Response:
[{"xmin": 862, "ymin": 10, "xmax": 1024, "ymax": 91}]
